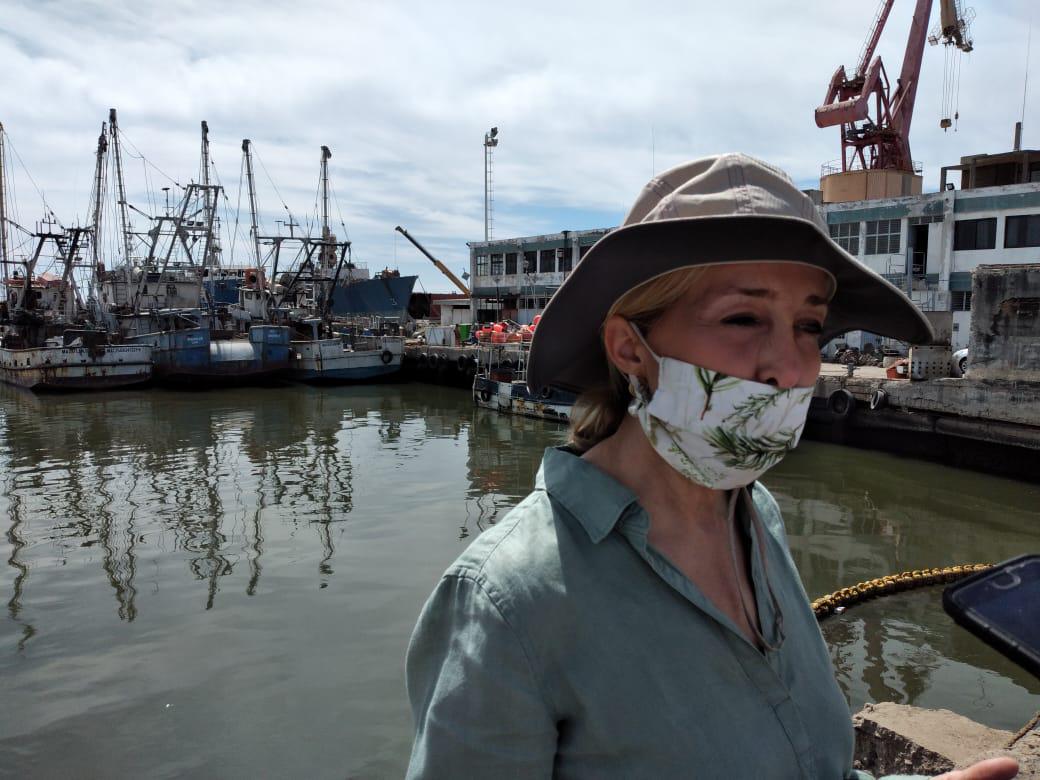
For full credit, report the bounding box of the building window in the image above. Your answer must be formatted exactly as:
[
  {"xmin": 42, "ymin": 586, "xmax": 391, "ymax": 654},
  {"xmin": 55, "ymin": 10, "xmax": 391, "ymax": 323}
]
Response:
[
  {"xmin": 505, "ymin": 252, "xmax": 517, "ymax": 274},
  {"xmin": 523, "ymin": 251, "xmax": 537, "ymax": 273},
  {"xmin": 558, "ymin": 248, "xmax": 573, "ymax": 273},
  {"xmin": 953, "ymin": 218, "xmax": 997, "ymax": 250},
  {"xmin": 865, "ymin": 219, "xmax": 900, "ymax": 254},
  {"xmin": 475, "ymin": 254, "xmax": 489, "ymax": 276},
  {"xmin": 539, "ymin": 249, "xmax": 555, "ymax": 273},
  {"xmin": 1004, "ymin": 214, "xmax": 1040, "ymax": 248},
  {"xmin": 579, "ymin": 244, "xmax": 593, "ymax": 262},
  {"xmin": 952, "ymin": 291, "xmax": 972, "ymax": 311},
  {"xmin": 828, "ymin": 222, "xmax": 860, "ymax": 255},
  {"xmin": 490, "ymin": 253, "xmax": 503, "ymax": 275}
]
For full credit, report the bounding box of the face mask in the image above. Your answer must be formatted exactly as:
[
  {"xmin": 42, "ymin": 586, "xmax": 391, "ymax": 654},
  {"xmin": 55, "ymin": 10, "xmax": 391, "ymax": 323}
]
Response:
[{"xmin": 626, "ymin": 323, "xmax": 813, "ymax": 490}]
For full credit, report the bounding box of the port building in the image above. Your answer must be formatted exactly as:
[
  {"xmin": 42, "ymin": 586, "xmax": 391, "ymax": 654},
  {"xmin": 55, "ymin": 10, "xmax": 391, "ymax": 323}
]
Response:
[{"xmin": 469, "ymin": 149, "xmax": 1040, "ymax": 351}]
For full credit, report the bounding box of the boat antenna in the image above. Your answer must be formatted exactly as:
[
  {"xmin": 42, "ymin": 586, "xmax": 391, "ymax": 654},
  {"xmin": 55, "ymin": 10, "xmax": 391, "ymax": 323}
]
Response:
[
  {"xmin": 242, "ymin": 139, "xmax": 261, "ymax": 267},
  {"xmin": 109, "ymin": 109, "xmax": 134, "ymax": 267}
]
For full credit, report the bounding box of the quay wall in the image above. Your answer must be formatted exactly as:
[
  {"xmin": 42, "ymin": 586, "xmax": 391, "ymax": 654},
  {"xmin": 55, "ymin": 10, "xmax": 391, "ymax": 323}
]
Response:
[{"xmin": 810, "ymin": 370, "xmax": 1040, "ymax": 481}]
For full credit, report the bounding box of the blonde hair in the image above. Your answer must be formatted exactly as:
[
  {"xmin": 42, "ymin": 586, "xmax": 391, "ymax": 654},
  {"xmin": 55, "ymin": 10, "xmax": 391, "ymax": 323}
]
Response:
[{"xmin": 567, "ymin": 267, "xmax": 709, "ymax": 452}]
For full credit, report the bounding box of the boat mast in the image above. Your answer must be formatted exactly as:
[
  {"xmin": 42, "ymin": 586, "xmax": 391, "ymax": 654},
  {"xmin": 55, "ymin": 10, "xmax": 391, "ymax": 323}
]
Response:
[
  {"xmin": 86, "ymin": 124, "xmax": 108, "ymax": 320},
  {"xmin": 90, "ymin": 123, "xmax": 108, "ymax": 270},
  {"xmin": 200, "ymin": 121, "xmax": 219, "ymax": 269},
  {"xmin": 0, "ymin": 122, "xmax": 9, "ymax": 289},
  {"xmin": 242, "ymin": 139, "xmax": 261, "ymax": 267},
  {"xmin": 108, "ymin": 109, "xmax": 133, "ymax": 268},
  {"xmin": 320, "ymin": 145, "xmax": 333, "ymax": 271}
]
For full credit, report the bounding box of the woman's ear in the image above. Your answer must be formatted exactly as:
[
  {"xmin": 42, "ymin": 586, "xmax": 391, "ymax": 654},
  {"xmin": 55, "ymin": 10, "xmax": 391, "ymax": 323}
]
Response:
[{"xmin": 603, "ymin": 315, "xmax": 648, "ymax": 379}]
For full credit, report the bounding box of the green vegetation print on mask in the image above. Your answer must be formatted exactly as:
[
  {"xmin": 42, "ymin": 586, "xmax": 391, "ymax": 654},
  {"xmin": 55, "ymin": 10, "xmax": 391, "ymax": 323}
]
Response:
[{"xmin": 626, "ymin": 323, "xmax": 814, "ymax": 490}]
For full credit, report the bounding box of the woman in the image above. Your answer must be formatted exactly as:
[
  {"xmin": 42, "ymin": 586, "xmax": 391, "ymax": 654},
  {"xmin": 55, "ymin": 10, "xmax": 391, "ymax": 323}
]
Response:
[{"xmin": 405, "ymin": 155, "xmax": 1018, "ymax": 779}]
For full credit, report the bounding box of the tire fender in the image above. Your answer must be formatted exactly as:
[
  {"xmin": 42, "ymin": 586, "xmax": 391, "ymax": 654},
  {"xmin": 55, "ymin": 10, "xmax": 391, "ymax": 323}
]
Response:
[{"xmin": 828, "ymin": 388, "xmax": 856, "ymax": 419}]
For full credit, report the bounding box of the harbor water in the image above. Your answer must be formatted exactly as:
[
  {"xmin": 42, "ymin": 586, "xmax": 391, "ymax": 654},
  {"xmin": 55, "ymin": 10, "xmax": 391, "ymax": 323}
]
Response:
[{"xmin": 1, "ymin": 383, "xmax": 1038, "ymax": 778}]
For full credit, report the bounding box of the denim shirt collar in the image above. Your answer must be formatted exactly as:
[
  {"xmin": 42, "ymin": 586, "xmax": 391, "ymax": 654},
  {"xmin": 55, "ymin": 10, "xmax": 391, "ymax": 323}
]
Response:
[{"xmin": 536, "ymin": 447, "xmax": 641, "ymax": 544}]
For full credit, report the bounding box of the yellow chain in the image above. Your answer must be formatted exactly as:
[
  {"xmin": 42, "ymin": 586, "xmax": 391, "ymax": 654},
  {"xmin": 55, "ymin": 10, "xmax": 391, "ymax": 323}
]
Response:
[{"xmin": 812, "ymin": 564, "xmax": 992, "ymax": 620}]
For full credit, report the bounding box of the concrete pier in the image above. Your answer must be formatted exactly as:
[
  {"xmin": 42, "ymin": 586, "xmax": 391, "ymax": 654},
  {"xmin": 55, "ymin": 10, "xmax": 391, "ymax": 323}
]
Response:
[
  {"xmin": 853, "ymin": 703, "xmax": 1039, "ymax": 778},
  {"xmin": 811, "ymin": 365, "xmax": 1040, "ymax": 480},
  {"xmin": 402, "ymin": 344, "xmax": 527, "ymax": 389}
]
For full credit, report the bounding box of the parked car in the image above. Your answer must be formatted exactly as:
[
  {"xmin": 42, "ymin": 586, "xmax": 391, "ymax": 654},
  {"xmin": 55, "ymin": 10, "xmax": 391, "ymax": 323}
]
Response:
[{"xmin": 952, "ymin": 348, "xmax": 969, "ymax": 377}]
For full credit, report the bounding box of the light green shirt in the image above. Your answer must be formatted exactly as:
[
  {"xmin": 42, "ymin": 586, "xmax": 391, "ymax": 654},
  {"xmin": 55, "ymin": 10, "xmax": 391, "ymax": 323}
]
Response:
[{"xmin": 406, "ymin": 447, "xmax": 921, "ymax": 779}]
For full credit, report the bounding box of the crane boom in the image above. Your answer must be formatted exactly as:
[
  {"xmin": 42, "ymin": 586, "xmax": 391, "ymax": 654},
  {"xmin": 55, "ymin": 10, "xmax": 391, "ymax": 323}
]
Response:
[
  {"xmin": 394, "ymin": 226, "xmax": 470, "ymax": 296},
  {"xmin": 815, "ymin": 0, "xmax": 974, "ymax": 176}
]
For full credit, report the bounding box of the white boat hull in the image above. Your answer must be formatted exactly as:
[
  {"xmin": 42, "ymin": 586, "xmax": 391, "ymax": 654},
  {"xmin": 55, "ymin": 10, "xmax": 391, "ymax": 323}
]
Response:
[
  {"xmin": 290, "ymin": 337, "xmax": 403, "ymax": 382},
  {"xmin": 0, "ymin": 344, "xmax": 153, "ymax": 391},
  {"xmin": 472, "ymin": 376, "xmax": 573, "ymax": 423}
]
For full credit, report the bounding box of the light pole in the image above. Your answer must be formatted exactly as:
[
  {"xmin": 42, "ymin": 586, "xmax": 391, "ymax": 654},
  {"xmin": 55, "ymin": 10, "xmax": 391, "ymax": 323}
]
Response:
[{"xmin": 483, "ymin": 127, "xmax": 498, "ymax": 242}]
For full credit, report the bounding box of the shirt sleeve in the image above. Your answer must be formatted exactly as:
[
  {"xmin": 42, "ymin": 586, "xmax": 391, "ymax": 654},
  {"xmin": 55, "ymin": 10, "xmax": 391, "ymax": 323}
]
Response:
[{"xmin": 404, "ymin": 571, "xmax": 558, "ymax": 779}]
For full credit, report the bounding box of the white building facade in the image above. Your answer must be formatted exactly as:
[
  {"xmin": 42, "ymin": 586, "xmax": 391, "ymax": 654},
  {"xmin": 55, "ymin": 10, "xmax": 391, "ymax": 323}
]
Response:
[{"xmin": 823, "ymin": 181, "xmax": 1040, "ymax": 350}]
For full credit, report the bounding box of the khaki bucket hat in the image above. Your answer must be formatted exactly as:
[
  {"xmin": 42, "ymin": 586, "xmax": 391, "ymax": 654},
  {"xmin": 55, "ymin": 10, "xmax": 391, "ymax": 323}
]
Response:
[{"xmin": 526, "ymin": 153, "xmax": 934, "ymax": 394}]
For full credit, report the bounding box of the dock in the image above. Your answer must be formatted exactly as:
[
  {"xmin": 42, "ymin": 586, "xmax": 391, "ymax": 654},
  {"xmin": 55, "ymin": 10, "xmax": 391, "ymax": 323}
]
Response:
[{"xmin": 811, "ymin": 364, "xmax": 1040, "ymax": 480}]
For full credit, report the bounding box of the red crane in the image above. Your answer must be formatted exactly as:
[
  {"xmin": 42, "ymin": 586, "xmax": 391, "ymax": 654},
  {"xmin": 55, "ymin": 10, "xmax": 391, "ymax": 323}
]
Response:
[{"xmin": 815, "ymin": 0, "xmax": 973, "ymax": 175}]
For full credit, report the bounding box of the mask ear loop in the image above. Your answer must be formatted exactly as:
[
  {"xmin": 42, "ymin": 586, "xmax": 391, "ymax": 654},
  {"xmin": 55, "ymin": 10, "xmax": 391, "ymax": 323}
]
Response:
[{"xmin": 727, "ymin": 488, "xmax": 786, "ymax": 652}]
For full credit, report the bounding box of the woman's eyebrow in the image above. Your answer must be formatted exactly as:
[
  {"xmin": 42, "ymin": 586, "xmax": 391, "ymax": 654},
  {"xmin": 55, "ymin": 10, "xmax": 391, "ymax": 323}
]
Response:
[{"xmin": 716, "ymin": 287, "xmax": 829, "ymax": 306}]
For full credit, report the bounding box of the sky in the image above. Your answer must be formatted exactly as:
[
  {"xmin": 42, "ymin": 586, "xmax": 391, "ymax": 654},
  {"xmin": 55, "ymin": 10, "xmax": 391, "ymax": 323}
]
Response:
[{"xmin": 0, "ymin": 0, "xmax": 1036, "ymax": 292}]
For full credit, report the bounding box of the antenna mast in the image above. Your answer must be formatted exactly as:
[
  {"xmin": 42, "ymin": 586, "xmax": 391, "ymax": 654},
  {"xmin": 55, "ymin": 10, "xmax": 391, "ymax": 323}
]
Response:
[
  {"xmin": 108, "ymin": 109, "xmax": 134, "ymax": 266},
  {"xmin": 242, "ymin": 139, "xmax": 261, "ymax": 267},
  {"xmin": 0, "ymin": 122, "xmax": 9, "ymax": 287}
]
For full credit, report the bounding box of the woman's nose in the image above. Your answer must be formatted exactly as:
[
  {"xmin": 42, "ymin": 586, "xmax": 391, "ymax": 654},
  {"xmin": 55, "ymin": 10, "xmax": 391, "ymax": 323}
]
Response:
[{"xmin": 755, "ymin": 331, "xmax": 805, "ymax": 389}]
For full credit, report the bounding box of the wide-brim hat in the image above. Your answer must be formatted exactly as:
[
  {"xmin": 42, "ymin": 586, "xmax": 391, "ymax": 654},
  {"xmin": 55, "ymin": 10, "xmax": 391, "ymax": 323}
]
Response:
[{"xmin": 527, "ymin": 153, "xmax": 934, "ymax": 394}]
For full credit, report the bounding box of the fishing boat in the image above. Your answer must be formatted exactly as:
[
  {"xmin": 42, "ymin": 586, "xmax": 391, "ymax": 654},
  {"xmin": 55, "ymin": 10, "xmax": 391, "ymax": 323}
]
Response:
[
  {"xmin": 250, "ymin": 145, "xmax": 404, "ymax": 383},
  {"xmin": 0, "ymin": 121, "xmax": 152, "ymax": 391},
  {"xmin": 98, "ymin": 114, "xmax": 291, "ymax": 385},
  {"xmin": 289, "ymin": 318, "xmax": 403, "ymax": 383},
  {"xmin": 472, "ymin": 339, "xmax": 574, "ymax": 422},
  {"xmin": 0, "ymin": 327, "xmax": 152, "ymax": 392}
]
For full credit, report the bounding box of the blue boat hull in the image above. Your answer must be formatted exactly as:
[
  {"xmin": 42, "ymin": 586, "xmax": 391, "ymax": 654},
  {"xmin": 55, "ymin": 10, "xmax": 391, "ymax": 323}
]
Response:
[{"xmin": 129, "ymin": 326, "xmax": 291, "ymax": 385}]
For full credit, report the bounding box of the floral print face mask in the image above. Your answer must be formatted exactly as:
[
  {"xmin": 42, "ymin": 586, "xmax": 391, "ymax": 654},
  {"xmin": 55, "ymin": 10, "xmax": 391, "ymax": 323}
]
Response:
[{"xmin": 626, "ymin": 323, "xmax": 814, "ymax": 490}]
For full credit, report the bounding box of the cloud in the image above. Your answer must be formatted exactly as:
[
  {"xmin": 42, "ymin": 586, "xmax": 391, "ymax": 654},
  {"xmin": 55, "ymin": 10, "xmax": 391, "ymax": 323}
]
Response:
[{"xmin": 1, "ymin": 0, "xmax": 1035, "ymax": 290}]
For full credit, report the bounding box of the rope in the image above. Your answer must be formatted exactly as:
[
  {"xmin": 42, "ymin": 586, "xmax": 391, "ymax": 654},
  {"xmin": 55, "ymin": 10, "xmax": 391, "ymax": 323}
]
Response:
[
  {"xmin": 813, "ymin": 564, "xmax": 1040, "ymax": 750},
  {"xmin": 1008, "ymin": 710, "xmax": 1040, "ymax": 749}
]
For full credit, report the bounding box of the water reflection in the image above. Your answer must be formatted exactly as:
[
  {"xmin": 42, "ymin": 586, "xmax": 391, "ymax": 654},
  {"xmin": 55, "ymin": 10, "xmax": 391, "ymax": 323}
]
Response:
[
  {"xmin": 462, "ymin": 407, "xmax": 564, "ymax": 539},
  {"xmin": 770, "ymin": 443, "xmax": 1040, "ymax": 727},
  {"xmin": 4, "ymin": 488, "xmax": 35, "ymax": 652},
  {"xmin": 0, "ymin": 384, "xmax": 430, "ymax": 621}
]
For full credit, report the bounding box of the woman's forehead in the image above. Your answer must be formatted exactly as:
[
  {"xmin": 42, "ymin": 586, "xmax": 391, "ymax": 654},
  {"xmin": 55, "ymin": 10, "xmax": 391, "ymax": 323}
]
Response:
[{"xmin": 693, "ymin": 262, "xmax": 834, "ymax": 301}]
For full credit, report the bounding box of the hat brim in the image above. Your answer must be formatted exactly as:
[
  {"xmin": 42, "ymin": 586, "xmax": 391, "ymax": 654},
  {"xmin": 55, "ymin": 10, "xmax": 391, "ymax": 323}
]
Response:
[{"xmin": 526, "ymin": 214, "xmax": 934, "ymax": 394}]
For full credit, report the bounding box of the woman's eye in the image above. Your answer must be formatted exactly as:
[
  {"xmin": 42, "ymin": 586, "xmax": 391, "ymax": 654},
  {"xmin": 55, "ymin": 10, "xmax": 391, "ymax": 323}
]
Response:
[
  {"xmin": 799, "ymin": 320, "xmax": 824, "ymax": 335},
  {"xmin": 722, "ymin": 315, "xmax": 760, "ymax": 327}
]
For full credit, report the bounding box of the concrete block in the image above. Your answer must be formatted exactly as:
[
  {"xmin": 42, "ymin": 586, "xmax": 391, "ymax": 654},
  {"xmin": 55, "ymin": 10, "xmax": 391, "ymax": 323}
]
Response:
[{"xmin": 852, "ymin": 703, "xmax": 1023, "ymax": 777}]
